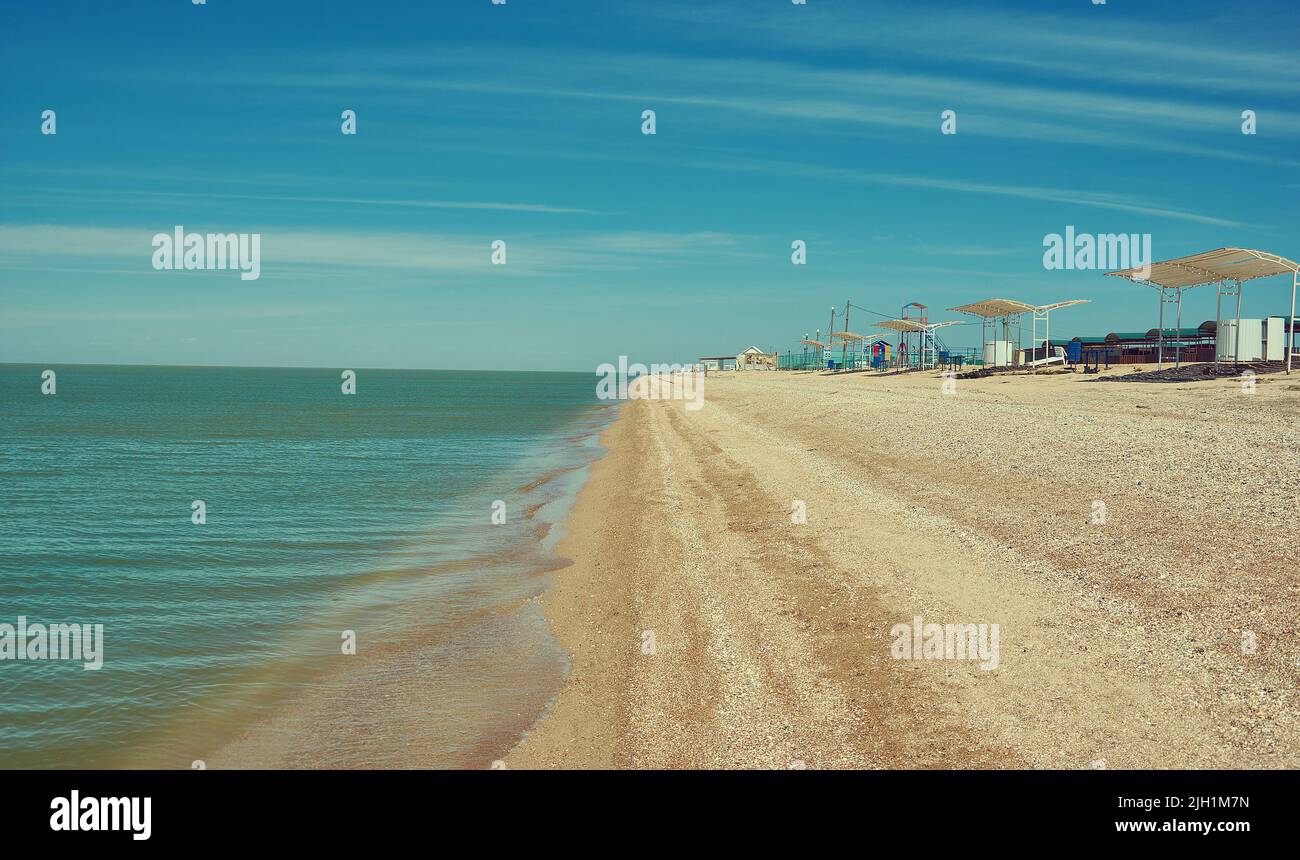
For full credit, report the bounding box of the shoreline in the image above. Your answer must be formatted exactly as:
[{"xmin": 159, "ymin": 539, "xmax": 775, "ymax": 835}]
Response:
[
  {"xmin": 506, "ymin": 404, "xmax": 637, "ymax": 768},
  {"xmin": 509, "ymin": 369, "xmax": 1299, "ymax": 769},
  {"xmin": 148, "ymin": 401, "xmax": 617, "ymax": 770}
]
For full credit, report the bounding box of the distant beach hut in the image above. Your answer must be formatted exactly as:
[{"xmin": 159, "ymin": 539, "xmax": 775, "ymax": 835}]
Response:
[
  {"xmin": 736, "ymin": 345, "xmax": 777, "ymax": 370},
  {"xmin": 698, "ymin": 355, "xmax": 737, "ymax": 372},
  {"xmin": 869, "ymin": 339, "xmax": 891, "ymax": 369}
]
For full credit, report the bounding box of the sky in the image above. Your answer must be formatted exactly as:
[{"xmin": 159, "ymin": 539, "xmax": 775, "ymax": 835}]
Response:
[{"xmin": 2, "ymin": 0, "xmax": 1298, "ymax": 371}]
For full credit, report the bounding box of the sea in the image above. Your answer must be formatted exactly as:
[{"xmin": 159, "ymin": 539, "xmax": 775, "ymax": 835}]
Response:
[{"xmin": 0, "ymin": 364, "xmax": 612, "ymax": 768}]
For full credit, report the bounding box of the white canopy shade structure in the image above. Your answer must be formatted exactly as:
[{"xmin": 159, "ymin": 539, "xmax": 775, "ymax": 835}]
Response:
[
  {"xmin": 1108, "ymin": 248, "xmax": 1300, "ymax": 372},
  {"xmin": 873, "ymin": 319, "xmax": 964, "ymax": 369},
  {"xmin": 947, "ymin": 298, "xmax": 1036, "ymax": 319},
  {"xmin": 949, "ymin": 298, "xmax": 1087, "ymax": 367},
  {"xmin": 873, "ymin": 319, "xmax": 965, "ymax": 333}
]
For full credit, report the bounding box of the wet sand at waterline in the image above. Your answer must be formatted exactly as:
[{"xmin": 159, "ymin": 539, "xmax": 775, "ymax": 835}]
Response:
[{"xmin": 509, "ymin": 367, "xmax": 1300, "ymax": 769}]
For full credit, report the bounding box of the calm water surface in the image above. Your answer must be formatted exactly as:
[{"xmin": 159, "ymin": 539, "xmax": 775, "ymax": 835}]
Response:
[{"xmin": 0, "ymin": 364, "xmax": 610, "ymax": 768}]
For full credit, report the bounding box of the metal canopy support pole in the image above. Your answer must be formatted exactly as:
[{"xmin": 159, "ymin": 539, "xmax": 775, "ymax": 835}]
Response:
[
  {"xmin": 842, "ymin": 301, "xmax": 850, "ymax": 369},
  {"xmin": 1157, "ymin": 288, "xmax": 1165, "ymax": 370},
  {"xmin": 896, "ymin": 305, "xmax": 904, "ymax": 369},
  {"xmin": 1234, "ymin": 279, "xmax": 1243, "ymax": 365},
  {"xmin": 828, "ymin": 309, "xmax": 836, "ymax": 370},
  {"xmin": 1175, "ymin": 288, "xmax": 1183, "ymax": 370},
  {"xmin": 1214, "ymin": 281, "xmax": 1223, "ymax": 373},
  {"xmin": 1290, "ymin": 269, "xmax": 1298, "ymax": 374}
]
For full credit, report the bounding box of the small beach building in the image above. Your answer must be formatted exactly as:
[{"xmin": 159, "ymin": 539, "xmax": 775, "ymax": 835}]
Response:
[
  {"xmin": 698, "ymin": 355, "xmax": 737, "ymax": 371},
  {"xmin": 736, "ymin": 345, "xmax": 778, "ymax": 370}
]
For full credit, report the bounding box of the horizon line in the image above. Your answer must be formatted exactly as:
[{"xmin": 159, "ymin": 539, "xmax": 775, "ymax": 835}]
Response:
[{"xmin": 0, "ymin": 360, "xmax": 607, "ymax": 375}]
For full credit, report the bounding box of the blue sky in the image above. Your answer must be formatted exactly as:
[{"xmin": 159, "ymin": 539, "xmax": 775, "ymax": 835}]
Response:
[{"xmin": 2, "ymin": 0, "xmax": 1298, "ymax": 371}]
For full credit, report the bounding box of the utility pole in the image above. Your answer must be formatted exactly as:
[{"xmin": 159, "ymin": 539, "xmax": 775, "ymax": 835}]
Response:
[
  {"xmin": 843, "ymin": 299, "xmax": 851, "ymax": 368},
  {"xmin": 827, "ymin": 307, "xmax": 835, "ymax": 370}
]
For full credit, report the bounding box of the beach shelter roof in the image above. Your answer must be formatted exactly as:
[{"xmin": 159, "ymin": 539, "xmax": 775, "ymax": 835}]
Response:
[
  {"xmin": 949, "ymin": 298, "xmax": 1088, "ymax": 318},
  {"xmin": 875, "ymin": 319, "xmax": 925, "ymax": 333},
  {"xmin": 830, "ymin": 331, "xmax": 867, "ymax": 341},
  {"xmin": 1107, "ymin": 248, "xmax": 1300, "ymax": 289},
  {"xmin": 874, "ymin": 319, "xmax": 964, "ymax": 333},
  {"xmin": 948, "ymin": 299, "xmax": 1036, "ymax": 318},
  {"xmin": 800, "ymin": 339, "xmax": 828, "ymax": 348}
]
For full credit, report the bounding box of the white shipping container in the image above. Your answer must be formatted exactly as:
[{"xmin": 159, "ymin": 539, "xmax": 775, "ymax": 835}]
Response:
[
  {"xmin": 1265, "ymin": 317, "xmax": 1284, "ymax": 361},
  {"xmin": 1216, "ymin": 318, "xmax": 1263, "ymax": 362},
  {"xmin": 983, "ymin": 340, "xmax": 1012, "ymax": 367}
]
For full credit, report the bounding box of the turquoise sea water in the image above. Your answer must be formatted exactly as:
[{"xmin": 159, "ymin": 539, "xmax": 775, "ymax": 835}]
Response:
[{"xmin": 0, "ymin": 364, "xmax": 610, "ymax": 768}]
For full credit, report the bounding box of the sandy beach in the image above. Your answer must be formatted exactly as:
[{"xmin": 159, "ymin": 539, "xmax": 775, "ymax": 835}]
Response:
[{"xmin": 508, "ymin": 367, "xmax": 1300, "ymax": 769}]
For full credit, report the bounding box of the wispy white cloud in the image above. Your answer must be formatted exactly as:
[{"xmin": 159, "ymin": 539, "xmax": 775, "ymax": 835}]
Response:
[
  {"xmin": 902, "ymin": 245, "xmax": 1018, "ymax": 258},
  {"xmin": 639, "ymin": 2, "xmax": 1300, "ymax": 96},
  {"xmin": 673, "ymin": 157, "xmax": 1246, "ymax": 228},
  {"xmin": 1, "ymin": 186, "xmax": 598, "ymax": 215},
  {"xmin": 215, "ymin": 47, "xmax": 1300, "ymax": 170},
  {"xmin": 0, "ymin": 224, "xmax": 752, "ymax": 277},
  {"xmin": 1, "ymin": 305, "xmax": 342, "ymax": 325}
]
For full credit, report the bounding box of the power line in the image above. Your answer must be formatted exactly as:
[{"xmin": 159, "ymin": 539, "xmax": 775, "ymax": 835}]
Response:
[{"xmin": 845, "ymin": 300, "xmax": 897, "ymax": 321}]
